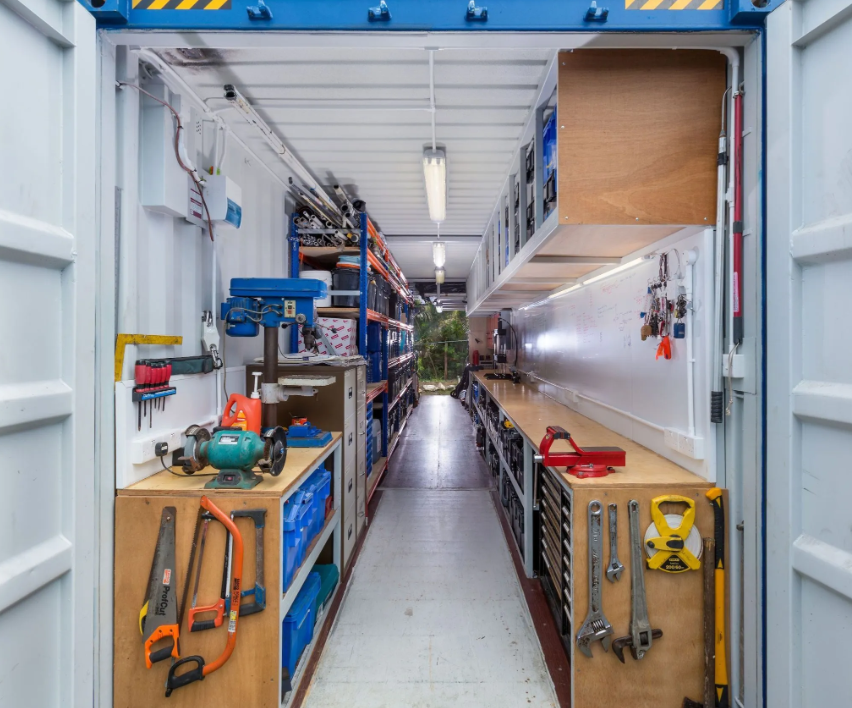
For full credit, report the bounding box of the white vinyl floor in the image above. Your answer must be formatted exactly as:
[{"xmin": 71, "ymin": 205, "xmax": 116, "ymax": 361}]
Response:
[{"xmin": 303, "ymin": 489, "xmax": 558, "ymax": 708}]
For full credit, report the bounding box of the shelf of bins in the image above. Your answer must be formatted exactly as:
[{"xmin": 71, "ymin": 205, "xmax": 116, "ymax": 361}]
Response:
[
  {"xmin": 282, "ymin": 582, "xmax": 341, "ymax": 708},
  {"xmin": 368, "ymin": 457, "xmax": 388, "ymax": 503},
  {"xmin": 387, "ymin": 379, "xmax": 412, "ymax": 411},
  {"xmin": 366, "ymin": 380, "xmax": 387, "ymax": 403},
  {"xmin": 280, "ymin": 509, "xmax": 340, "ymax": 618},
  {"xmin": 388, "ymin": 352, "xmax": 415, "ymax": 369}
]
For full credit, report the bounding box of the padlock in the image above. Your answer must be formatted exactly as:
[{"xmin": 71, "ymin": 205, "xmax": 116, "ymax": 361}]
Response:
[
  {"xmin": 640, "ymin": 324, "xmax": 652, "ymax": 341},
  {"xmin": 673, "ymin": 322, "xmax": 685, "ymax": 339}
]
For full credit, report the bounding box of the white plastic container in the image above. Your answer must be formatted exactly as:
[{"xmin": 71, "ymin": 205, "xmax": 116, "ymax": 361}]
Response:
[{"xmin": 299, "ymin": 269, "xmax": 332, "ymax": 307}]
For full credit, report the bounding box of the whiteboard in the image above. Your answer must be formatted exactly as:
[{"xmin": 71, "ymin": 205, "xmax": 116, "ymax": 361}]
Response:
[{"xmin": 518, "ymin": 228, "xmax": 715, "ymax": 478}]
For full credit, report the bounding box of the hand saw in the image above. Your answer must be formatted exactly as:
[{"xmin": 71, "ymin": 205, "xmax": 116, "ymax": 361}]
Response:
[{"xmin": 139, "ymin": 506, "xmax": 180, "ymax": 669}]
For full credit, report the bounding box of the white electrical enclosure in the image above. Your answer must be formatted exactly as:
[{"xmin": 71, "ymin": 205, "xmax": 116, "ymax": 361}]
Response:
[
  {"xmin": 139, "ymin": 83, "xmax": 188, "ymax": 217},
  {"xmin": 204, "ymin": 174, "xmax": 243, "ymax": 230}
]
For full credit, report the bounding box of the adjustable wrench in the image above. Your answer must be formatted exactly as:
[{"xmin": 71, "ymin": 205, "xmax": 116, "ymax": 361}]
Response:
[
  {"xmin": 576, "ymin": 500, "xmax": 613, "ymax": 658},
  {"xmin": 606, "ymin": 503, "xmax": 624, "ymax": 582},
  {"xmin": 613, "ymin": 499, "xmax": 660, "ymax": 662}
]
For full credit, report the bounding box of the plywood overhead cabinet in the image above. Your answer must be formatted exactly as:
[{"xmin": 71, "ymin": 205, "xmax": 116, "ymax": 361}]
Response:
[{"xmin": 557, "ymin": 50, "xmax": 726, "ymax": 228}]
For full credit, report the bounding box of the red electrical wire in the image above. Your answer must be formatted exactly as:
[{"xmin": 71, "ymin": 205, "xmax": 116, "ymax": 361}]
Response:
[{"xmin": 118, "ymin": 81, "xmax": 215, "ymax": 242}]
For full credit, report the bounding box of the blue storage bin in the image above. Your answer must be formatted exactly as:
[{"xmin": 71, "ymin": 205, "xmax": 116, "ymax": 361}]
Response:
[
  {"xmin": 304, "ymin": 468, "xmax": 332, "ymax": 539},
  {"xmin": 282, "ymin": 490, "xmax": 307, "ymax": 591},
  {"xmin": 367, "ymin": 351, "xmax": 381, "ymax": 382},
  {"xmin": 282, "ymin": 571, "xmax": 321, "ymax": 678},
  {"xmin": 300, "ymin": 489, "xmax": 316, "ymax": 549},
  {"xmin": 367, "ymin": 321, "xmax": 382, "ymax": 352}
]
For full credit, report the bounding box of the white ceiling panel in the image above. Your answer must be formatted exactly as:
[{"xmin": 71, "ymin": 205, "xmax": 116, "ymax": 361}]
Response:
[{"xmin": 158, "ymin": 45, "xmax": 552, "ymax": 281}]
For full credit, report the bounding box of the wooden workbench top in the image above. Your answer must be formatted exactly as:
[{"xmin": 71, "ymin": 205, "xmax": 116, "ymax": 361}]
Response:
[
  {"xmin": 118, "ymin": 432, "xmax": 341, "ymax": 497},
  {"xmin": 474, "ymin": 373, "xmax": 706, "ymax": 489}
]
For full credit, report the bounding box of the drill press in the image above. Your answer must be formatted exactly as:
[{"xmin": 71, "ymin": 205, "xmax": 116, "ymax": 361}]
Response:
[{"xmin": 182, "ymin": 278, "xmax": 333, "ymax": 490}]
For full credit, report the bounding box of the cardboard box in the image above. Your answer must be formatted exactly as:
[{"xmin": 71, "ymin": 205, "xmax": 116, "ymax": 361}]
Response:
[{"xmin": 298, "ymin": 317, "xmax": 359, "ymax": 356}]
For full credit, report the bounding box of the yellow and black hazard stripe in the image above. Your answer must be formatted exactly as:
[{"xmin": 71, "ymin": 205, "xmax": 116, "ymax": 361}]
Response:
[
  {"xmin": 132, "ymin": 0, "xmax": 231, "ymax": 9},
  {"xmin": 626, "ymin": 0, "xmax": 723, "ymax": 8}
]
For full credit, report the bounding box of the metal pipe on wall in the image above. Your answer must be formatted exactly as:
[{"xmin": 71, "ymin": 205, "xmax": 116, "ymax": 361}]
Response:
[{"xmin": 262, "ymin": 327, "xmax": 279, "ymax": 429}]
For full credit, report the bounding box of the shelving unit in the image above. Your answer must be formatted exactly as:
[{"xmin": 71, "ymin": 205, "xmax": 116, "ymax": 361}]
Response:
[
  {"xmin": 289, "ymin": 210, "xmax": 416, "ymax": 515},
  {"xmin": 113, "ymin": 437, "xmax": 343, "ymax": 708}
]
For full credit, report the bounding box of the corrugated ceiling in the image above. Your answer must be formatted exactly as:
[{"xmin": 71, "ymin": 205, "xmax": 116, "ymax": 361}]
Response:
[{"xmin": 158, "ymin": 46, "xmax": 552, "ymax": 281}]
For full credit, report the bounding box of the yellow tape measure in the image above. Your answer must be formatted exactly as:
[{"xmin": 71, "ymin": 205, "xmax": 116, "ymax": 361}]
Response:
[{"xmin": 644, "ymin": 494, "xmax": 702, "ymax": 573}]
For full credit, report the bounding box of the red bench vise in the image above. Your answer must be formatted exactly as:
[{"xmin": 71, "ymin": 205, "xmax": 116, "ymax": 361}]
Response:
[{"xmin": 535, "ymin": 426, "xmax": 626, "ymax": 478}]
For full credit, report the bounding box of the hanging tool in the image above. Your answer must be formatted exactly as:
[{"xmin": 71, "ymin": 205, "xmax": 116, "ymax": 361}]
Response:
[
  {"xmin": 188, "ymin": 512, "xmax": 229, "ymax": 633},
  {"xmin": 707, "ymin": 489, "xmax": 729, "ymax": 708},
  {"xmin": 644, "ymin": 495, "xmax": 703, "ymax": 573},
  {"xmin": 230, "ymin": 509, "xmax": 267, "ymax": 616},
  {"xmin": 576, "ymin": 500, "xmax": 613, "ymax": 658},
  {"xmin": 166, "ymin": 496, "xmax": 244, "ymax": 697},
  {"xmin": 139, "ymin": 507, "xmax": 180, "ymax": 669},
  {"xmin": 682, "ymin": 536, "xmax": 717, "ymax": 708},
  {"xmin": 613, "ymin": 500, "xmax": 662, "ymax": 662},
  {"xmin": 180, "ymin": 425, "xmax": 288, "ymax": 490},
  {"xmin": 535, "ymin": 426, "xmax": 626, "ymax": 479},
  {"xmin": 606, "ymin": 503, "xmax": 624, "ymax": 582}
]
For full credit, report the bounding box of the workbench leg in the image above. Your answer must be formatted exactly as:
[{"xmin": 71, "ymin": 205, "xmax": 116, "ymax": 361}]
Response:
[{"xmin": 523, "ymin": 442, "xmax": 535, "ymax": 578}]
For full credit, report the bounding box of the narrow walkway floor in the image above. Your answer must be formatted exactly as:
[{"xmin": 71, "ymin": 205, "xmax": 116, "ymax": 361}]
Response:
[{"xmin": 304, "ymin": 396, "xmax": 558, "ymax": 708}]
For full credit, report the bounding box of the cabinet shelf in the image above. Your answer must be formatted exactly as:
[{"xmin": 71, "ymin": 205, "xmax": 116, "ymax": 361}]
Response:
[{"xmin": 280, "ymin": 509, "xmax": 340, "ymax": 618}]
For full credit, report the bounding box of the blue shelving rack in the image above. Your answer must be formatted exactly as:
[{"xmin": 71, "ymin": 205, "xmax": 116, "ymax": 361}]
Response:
[{"xmin": 288, "ymin": 210, "xmax": 415, "ymax": 508}]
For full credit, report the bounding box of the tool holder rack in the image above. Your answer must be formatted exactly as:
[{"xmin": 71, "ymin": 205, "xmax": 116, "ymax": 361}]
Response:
[
  {"xmin": 113, "ymin": 437, "xmax": 343, "ymax": 708},
  {"xmin": 288, "ymin": 211, "xmax": 415, "ymax": 513},
  {"xmin": 469, "ymin": 372, "xmax": 724, "ymax": 707}
]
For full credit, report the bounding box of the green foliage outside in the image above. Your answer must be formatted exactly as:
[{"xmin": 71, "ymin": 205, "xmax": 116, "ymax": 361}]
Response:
[{"xmin": 414, "ymin": 305, "xmax": 470, "ymax": 384}]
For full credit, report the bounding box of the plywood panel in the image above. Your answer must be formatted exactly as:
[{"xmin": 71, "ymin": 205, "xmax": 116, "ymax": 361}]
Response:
[
  {"xmin": 114, "ymin": 495, "xmax": 281, "ymax": 708},
  {"xmin": 475, "ymin": 373, "xmax": 706, "ymax": 488},
  {"xmin": 558, "ymin": 50, "xmax": 726, "ymax": 226},
  {"xmin": 121, "ymin": 434, "xmax": 340, "ymax": 497},
  {"xmin": 571, "ymin": 486, "xmax": 716, "ymax": 708}
]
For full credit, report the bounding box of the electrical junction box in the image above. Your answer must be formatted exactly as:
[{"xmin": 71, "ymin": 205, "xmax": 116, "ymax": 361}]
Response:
[
  {"xmin": 187, "ymin": 174, "xmax": 243, "ymax": 231},
  {"xmin": 139, "ymin": 83, "xmax": 188, "ymax": 218}
]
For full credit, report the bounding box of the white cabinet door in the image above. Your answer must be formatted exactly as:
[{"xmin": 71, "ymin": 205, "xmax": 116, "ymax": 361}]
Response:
[
  {"xmin": 767, "ymin": 2, "xmax": 852, "ymax": 705},
  {"xmin": 0, "ymin": 2, "xmax": 96, "ymax": 706}
]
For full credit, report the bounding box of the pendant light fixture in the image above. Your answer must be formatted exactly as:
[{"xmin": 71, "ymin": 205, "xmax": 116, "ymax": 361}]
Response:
[{"xmin": 423, "ymin": 148, "xmax": 447, "ymax": 223}]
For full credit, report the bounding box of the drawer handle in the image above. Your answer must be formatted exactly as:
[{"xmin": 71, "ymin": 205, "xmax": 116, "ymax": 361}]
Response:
[
  {"xmin": 541, "ymin": 552, "xmax": 551, "ymax": 571},
  {"xmin": 563, "ymin": 571, "xmax": 570, "ymax": 587},
  {"xmin": 349, "ymin": 387, "xmax": 354, "ymax": 399},
  {"xmin": 348, "ymin": 479, "xmax": 353, "ymax": 492},
  {"xmin": 349, "ymin": 432, "xmax": 354, "ymax": 445},
  {"xmin": 541, "ymin": 538, "xmax": 549, "ymax": 553},
  {"xmin": 561, "ymin": 506, "xmax": 570, "ymax": 517},
  {"xmin": 562, "ymin": 522, "xmax": 570, "ymax": 536},
  {"xmin": 563, "ymin": 555, "xmax": 570, "ymax": 568},
  {"xmin": 348, "ymin": 524, "xmax": 353, "ymax": 539}
]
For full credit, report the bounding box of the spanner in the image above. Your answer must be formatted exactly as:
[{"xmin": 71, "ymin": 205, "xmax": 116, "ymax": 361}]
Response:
[
  {"xmin": 606, "ymin": 503, "xmax": 624, "ymax": 582},
  {"xmin": 576, "ymin": 500, "xmax": 613, "ymax": 658},
  {"xmin": 613, "ymin": 499, "xmax": 660, "ymax": 662}
]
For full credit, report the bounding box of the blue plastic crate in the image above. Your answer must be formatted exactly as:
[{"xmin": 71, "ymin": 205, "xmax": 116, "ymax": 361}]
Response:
[
  {"xmin": 282, "ymin": 571, "xmax": 321, "ymax": 678},
  {"xmin": 304, "ymin": 468, "xmax": 332, "ymax": 540},
  {"xmin": 282, "ymin": 490, "xmax": 308, "ymax": 591},
  {"xmin": 367, "ymin": 321, "xmax": 382, "ymax": 352}
]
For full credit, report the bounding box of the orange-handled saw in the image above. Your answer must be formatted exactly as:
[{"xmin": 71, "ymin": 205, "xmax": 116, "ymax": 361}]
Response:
[{"xmin": 139, "ymin": 506, "xmax": 180, "ymax": 669}]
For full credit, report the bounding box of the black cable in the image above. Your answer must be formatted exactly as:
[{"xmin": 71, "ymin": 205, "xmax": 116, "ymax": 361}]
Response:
[{"xmin": 160, "ymin": 454, "xmax": 217, "ymax": 478}]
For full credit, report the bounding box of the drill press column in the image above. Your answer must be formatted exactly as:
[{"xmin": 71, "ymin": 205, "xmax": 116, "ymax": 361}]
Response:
[{"xmin": 262, "ymin": 326, "xmax": 279, "ymax": 429}]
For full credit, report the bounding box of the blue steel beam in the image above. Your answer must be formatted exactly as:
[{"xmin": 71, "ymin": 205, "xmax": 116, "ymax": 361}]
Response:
[{"xmin": 88, "ymin": 0, "xmax": 777, "ymax": 32}]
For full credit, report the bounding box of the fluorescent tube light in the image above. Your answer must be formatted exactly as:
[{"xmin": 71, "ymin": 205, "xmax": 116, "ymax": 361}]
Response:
[
  {"xmin": 432, "ymin": 241, "xmax": 446, "ymax": 268},
  {"xmin": 582, "ymin": 257, "xmax": 645, "ymax": 285},
  {"xmin": 436, "ymin": 303, "xmax": 444, "ymax": 313},
  {"xmin": 423, "ymin": 148, "xmax": 447, "ymax": 223},
  {"xmin": 435, "ymin": 267, "xmax": 446, "ymax": 285},
  {"xmin": 547, "ymin": 284, "xmax": 581, "ymax": 301}
]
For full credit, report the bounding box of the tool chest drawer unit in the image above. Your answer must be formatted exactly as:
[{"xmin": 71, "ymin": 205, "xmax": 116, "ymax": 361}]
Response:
[
  {"xmin": 471, "ymin": 373, "xmax": 720, "ymax": 707},
  {"xmin": 246, "ymin": 363, "xmax": 366, "ymax": 573},
  {"xmin": 113, "ymin": 436, "xmax": 342, "ymax": 708}
]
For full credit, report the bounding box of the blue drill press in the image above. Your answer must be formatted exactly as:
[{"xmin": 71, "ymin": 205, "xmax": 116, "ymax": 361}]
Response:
[{"xmin": 182, "ymin": 279, "xmax": 332, "ymax": 490}]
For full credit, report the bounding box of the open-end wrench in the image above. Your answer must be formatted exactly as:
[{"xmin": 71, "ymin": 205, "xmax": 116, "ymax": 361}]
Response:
[
  {"xmin": 576, "ymin": 500, "xmax": 613, "ymax": 658},
  {"xmin": 606, "ymin": 503, "xmax": 624, "ymax": 582},
  {"xmin": 613, "ymin": 499, "xmax": 660, "ymax": 662}
]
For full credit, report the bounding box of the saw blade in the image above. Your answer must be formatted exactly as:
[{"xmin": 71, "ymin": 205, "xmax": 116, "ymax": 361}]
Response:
[{"xmin": 141, "ymin": 507, "xmax": 178, "ymax": 644}]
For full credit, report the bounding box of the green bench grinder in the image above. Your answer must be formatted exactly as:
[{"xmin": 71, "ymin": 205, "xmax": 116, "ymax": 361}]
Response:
[{"xmin": 180, "ymin": 425, "xmax": 288, "ymax": 490}]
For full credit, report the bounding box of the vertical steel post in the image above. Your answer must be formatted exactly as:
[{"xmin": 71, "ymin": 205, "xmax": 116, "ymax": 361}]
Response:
[
  {"xmin": 381, "ymin": 326, "xmax": 389, "ymax": 457},
  {"xmin": 523, "ymin": 441, "xmax": 535, "ymax": 578},
  {"xmin": 289, "ymin": 212, "xmax": 300, "ymax": 353},
  {"xmin": 534, "ymin": 105, "xmax": 545, "ymax": 231},
  {"xmin": 358, "ymin": 212, "xmax": 368, "ymax": 355}
]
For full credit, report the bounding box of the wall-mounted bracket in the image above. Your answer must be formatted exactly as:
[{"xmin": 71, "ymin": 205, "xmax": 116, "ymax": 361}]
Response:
[
  {"xmin": 466, "ymin": 1, "xmax": 488, "ymax": 21},
  {"xmin": 584, "ymin": 1, "xmax": 609, "ymax": 22},
  {"xmin": 247, "ymin": 0, "xmax": 273, "ymax": 21},
  {"xmin": 368, "ymin": 0, "xmax": 391, "ymax": 21},
  {"xmin": 80, "ymin": 0, "xmax": 128, "ymax": 23}
]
